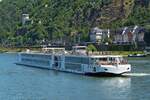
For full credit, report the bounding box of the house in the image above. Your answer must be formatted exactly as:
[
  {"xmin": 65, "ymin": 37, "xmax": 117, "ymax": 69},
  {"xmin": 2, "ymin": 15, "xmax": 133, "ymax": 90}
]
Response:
[
  {"xmin": 90, "ymin": 27, "xmax": 110, "ymax": 43},
  {"xmin": 113, "ymin": 27, "xmax": 133, "ymax": 44},
  {"xmin": 89, "ymin": 26, "xmax": 145, "ymax": 46},
  {"xmin": 137, "ymin": 28, "xmax": 145, "ymax": 42},
  {"xmin": 113, "ymin": 26, "xmax": 145, "ymax": 45}
]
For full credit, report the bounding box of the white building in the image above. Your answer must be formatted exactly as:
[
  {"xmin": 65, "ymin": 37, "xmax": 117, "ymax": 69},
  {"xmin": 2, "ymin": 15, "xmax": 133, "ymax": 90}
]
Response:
[
  {"xmin": 90, "ymin": 27, "xmax": 109, "ymax": 43},
  {"xmin": 22, "ymin": 14, "xmax": 30, "ymax": 25}
]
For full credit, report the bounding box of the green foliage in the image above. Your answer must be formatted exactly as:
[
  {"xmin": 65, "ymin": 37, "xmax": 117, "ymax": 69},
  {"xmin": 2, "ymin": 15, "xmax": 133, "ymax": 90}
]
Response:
[
  {"xmin": 108, "ymin": 45, "xmax": 132, "ymax": 51},
  {"xmin": 87, "ymin": 44, "xmax": 97, "ymax": 52},
  {"xmin": 0, "ymin": 0, "xmax": 150, "ymax": 46}
]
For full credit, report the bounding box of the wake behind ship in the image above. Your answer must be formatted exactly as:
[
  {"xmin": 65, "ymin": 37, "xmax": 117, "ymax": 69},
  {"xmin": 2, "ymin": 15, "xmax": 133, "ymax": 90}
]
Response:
[{"xmin": 16, "ymin": 46, "xmax": 131, "ymax": 76}]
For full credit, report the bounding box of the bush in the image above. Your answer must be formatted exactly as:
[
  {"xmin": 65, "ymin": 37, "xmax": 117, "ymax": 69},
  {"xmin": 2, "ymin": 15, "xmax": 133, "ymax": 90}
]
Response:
[{"xmin": 87, "ymin": 44, "xmax": 97, "ymax": 52}]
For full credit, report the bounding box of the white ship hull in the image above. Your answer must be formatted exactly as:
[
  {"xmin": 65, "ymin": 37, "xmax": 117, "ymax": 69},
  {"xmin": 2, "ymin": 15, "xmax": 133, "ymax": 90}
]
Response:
[{"xmin": 16, "ymin": 52, "xmax": 131, "ymax": 76}]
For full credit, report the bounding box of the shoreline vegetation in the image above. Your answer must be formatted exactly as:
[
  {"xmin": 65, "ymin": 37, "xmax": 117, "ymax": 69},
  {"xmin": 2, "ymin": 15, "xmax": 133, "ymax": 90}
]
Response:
[
  {"xmin": 0, "ymin": 47, "xmax": 40, "ymax": 53},
  {"xmin": 0, "ymin": 46, "xmax": 146, "ymax": 57}
]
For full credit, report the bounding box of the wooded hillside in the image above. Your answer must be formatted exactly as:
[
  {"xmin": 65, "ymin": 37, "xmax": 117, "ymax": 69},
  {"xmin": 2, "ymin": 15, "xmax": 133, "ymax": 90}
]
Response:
[{"xmin": 0, "ymin": 0, "xmax": 150, "ymax": 46}]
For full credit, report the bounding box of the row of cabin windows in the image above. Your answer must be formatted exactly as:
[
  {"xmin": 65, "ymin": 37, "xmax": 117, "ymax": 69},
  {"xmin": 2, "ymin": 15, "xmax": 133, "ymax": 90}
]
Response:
[
  {"xmin": 65, "ymin": 57, "xmax": 111, "ymax": 65},
  {"xmin": 22, "ymin": 58, "xmax": 49, "ymax": 66},
  {"xmin": 91, "ymin": 57, "xmax": 122, "ymax": 64},
  {"xmin": 21, "ymin": 54, "xmax": 119, "ymax": 64},
  {"xmin": 65, "ymin": 57, "xmax": 89, "ymax": 64},
  {"xmin": 65, "ymin": 63, "xmax": 81, "ymax": 71},
  {"xmin": 21, "ymin": 54, "xmax": 51, "ymax": 59}
]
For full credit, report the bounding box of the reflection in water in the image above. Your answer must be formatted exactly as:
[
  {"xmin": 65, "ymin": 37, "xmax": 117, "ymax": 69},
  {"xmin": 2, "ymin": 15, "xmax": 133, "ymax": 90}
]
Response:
[
  {"xmin": 94, "ymin": 77, "xmax": 131, "ymax": 100},
  {"xmin": 100, "ymin": 77, "xmax": 131, "ymax": 88},
  {"xmin": 123, "ymin": 73, "xmax": 150, "ymax": 77}
]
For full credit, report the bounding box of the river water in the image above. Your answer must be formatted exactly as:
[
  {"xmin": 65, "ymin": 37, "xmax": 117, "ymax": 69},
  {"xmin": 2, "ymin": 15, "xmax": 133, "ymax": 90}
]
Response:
[{"xmin": 0, "ymin": 53, "xmax": 150, "ymax": 100}]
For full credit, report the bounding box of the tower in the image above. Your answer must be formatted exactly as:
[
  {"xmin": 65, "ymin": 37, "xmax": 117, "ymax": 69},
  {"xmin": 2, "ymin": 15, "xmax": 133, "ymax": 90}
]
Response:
[{"xmin": 22, "ymin": 14, "xmax": 30, "ymax": 25}]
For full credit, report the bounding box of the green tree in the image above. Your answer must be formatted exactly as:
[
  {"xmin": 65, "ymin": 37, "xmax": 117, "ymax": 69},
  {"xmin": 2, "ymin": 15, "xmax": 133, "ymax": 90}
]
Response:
[{"xmin": 87, "ymin": 44, "xmax": 97, "ymax": 52}]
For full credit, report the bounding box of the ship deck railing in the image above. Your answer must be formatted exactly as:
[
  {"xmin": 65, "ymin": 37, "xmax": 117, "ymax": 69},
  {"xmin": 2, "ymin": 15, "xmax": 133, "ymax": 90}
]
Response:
[
  {"xmin": 65, "ymin": 51, "xmax": 113, "ymax": 56},
  {"xmin": 87, "ymin": 51, "xmax": 112, "ymax": 55}
]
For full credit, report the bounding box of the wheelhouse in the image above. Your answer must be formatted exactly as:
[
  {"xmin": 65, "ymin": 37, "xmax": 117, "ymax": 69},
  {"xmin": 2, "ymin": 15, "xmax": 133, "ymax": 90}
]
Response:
[{"xmin": 89, "ymin": 56, "xmax": 128, "ymax": 65}]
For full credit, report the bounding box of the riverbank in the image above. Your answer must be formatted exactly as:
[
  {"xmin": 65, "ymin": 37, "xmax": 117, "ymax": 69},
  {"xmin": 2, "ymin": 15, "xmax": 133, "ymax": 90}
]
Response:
[
  {"xmin": 0, "ymin": 47, "xmax": 146, "ymax": 56},
  {"xmin": 0, "ymin": 47, "xmax": 41, "ymax": 53},
  {"xmin": 110, "ymin": 51, "xmax": 145, "ymax": 57},
  {"xmin": 0, "ymin": 47, "xmax": 20, "ymax": 53}
]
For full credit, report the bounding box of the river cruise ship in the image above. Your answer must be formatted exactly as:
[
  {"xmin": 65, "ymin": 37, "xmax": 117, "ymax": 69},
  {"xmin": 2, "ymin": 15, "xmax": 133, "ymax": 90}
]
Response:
[{"xmin": 16, "ymin": 46, "xmax": 131, "ymax": 76}]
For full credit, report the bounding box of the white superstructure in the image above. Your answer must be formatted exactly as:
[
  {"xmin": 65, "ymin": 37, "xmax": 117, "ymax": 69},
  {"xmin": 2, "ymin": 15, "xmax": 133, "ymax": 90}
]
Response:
[{"xmin": 16, "ymin": 46, "xmax": 131, "ymax": 76}]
